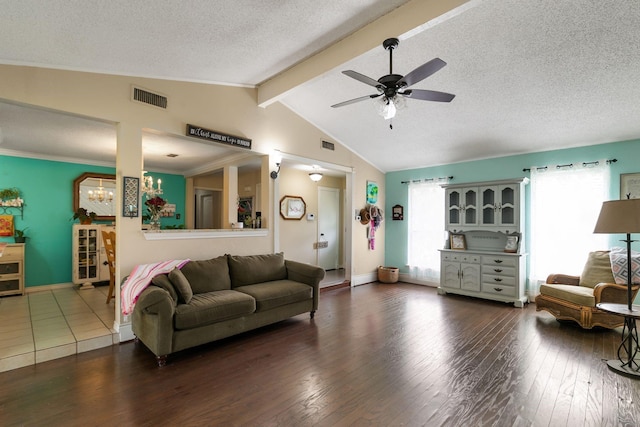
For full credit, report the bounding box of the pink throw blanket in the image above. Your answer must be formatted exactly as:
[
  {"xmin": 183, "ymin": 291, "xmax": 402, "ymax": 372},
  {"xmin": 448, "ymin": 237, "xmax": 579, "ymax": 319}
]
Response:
[{"xmin": 121, "ymin": 259, "xmax": 189, "ymax": 315}]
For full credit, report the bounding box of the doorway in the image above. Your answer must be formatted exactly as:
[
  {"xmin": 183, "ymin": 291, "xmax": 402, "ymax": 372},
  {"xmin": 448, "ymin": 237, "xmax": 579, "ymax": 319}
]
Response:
[
  {"xmin": 318, "ymin": 186, "xmax": 345, "ymax": 287},
  {"xmin": 195, "ymin": 188, "xmax": 222, "ymax": 229}
]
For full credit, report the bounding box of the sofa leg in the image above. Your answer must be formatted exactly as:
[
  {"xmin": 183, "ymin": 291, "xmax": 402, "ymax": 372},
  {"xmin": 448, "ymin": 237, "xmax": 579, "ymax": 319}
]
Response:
[
  {"xmin": 156, "ymin": 355, "xmax": 168, "ymax": 367},
  {"xmin": 310, "ymin": 310, "xmax": 315, "ymax": 319}
]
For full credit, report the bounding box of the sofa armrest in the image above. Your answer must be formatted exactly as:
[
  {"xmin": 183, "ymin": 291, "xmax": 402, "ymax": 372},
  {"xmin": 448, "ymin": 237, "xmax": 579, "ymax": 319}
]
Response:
[
  {"xmin": 132, "ymin": 286, "xmax": 176, "ymax": 358},
  {"xmin": 594, "ymin": 282, "xmax": 640, "ymax": 304},
  {"xmin": 546, "ymin": 274, "xmax": 580, "ymax": 286},
  {"xmin": 285, "ymin": 260, "xmax": 325, "ymax": 311}
]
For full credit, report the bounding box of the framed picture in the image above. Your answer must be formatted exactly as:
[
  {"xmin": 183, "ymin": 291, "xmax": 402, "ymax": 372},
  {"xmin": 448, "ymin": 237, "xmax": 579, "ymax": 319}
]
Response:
[
  {"xmin": 366, "ymin": 181, "xmax": 379, "ymax": 204},
  {"xmin": 0, "ymin": 215, "xmax": 14, "ymax": 236},
  {"xmin": 450, "ymin": 233, "xmax": 466, "ymax": 250},
  {"xmin": 122, "ymin": 176, "xmax": 139, "ymax": 217},
  {"xmin": 620, "ymin": 173, "xmax": 640, "ymax": 199},
  {"xmin": 280, "ymin": 195, "xmax": 306, "ymax": 220},
  {"xmin": 504, "ymin": 234, "xmax": 519, "ymax": 253},
  {"xmin": 392, "ymin": 204, "xmax": 404, "ymax": 220}
]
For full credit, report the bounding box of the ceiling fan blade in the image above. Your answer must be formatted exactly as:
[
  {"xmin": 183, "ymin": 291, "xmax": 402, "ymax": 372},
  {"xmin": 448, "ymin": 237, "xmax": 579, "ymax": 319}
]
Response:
[
  {"xmin": 403, "ymin": 89, "xmax": 455, "ymax": 102},
  {"xmin": 342, "ymin": 70, "xmax": 383, "ymax": 88},
  {"xmin": 331, "ymin": 94, "xmax": 382, "ymax": 108},
  {"xmin": 397, "ymin": 58, "xmax": 447, "ymax": 88}
]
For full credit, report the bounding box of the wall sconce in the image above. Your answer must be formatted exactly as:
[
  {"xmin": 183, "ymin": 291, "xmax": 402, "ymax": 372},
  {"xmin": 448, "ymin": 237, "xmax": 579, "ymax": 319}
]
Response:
[
  {"xmin": 270, "ymin": 162, "xmax": 281, "ymax": 179},
  {"xmin": 309, "ymin": 172, "xmax": 323, "ymax": 182}
]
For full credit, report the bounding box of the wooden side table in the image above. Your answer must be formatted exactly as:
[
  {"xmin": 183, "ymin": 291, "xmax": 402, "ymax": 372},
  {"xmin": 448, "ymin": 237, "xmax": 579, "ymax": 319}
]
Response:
[{"xmin": 596, "ymin": 302, "xmax": 640, "ymax": 378}]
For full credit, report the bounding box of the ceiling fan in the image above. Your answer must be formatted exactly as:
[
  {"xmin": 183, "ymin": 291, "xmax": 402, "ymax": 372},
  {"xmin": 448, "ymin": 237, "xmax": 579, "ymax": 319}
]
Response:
[{"xmin": 331, "ymin": 38, "xmax": 455, "ymax": 127}]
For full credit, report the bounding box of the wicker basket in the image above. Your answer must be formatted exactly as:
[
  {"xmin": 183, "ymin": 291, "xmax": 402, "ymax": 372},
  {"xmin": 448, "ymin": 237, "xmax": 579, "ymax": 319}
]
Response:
[{"xmin": 378, "ymin": 266, "xmax": 399, "ymax": 283}]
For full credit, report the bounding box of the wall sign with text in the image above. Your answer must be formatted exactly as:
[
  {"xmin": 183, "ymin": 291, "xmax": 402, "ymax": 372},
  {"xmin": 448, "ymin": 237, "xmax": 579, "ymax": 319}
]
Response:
[{"xmin": 186, "ymin": 124, "xmax": 252, "ymax": 150}]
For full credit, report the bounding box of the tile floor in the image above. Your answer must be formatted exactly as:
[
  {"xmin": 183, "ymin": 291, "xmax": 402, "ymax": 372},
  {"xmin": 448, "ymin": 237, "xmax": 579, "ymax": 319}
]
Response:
[{"xmin": 0, "ymin": 285, "xmax": 117, "ymax": 372}]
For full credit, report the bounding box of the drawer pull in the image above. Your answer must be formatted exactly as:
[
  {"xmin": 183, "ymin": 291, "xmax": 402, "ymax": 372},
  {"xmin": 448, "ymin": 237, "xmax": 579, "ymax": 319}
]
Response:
[
  {"xmin": 494, "ymin": 287, "xmax": 503, "ymax": 292},
  {"xmin": 494, "ymin": 259, "xmax": 503, "ymax": 264},
  {"xmin": 494, "ymin": 268, "xmax": 503, "ymax": 273},
  {"xmin": 494, "ymin": 278, "xmax": 503, "ymax": 282}
]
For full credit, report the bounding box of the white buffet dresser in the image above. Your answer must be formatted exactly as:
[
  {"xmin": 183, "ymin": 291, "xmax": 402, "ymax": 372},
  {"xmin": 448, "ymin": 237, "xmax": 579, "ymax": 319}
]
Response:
[{"xmin": 438, "ymin": 178, "xmax": 529, "ymax": 307}]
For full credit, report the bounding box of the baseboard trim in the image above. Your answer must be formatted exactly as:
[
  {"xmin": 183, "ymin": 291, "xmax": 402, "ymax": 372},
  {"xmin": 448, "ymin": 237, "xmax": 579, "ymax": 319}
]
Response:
[
  {"xmin": 352, "ymin": 272, "xmax": 377, "ymax": 287},
  {"xmin": 398, "ymin": 274, "xmax": 439, "ymax": 287},
  {"xmin": 25, "ymin": 282, "xmax": 75, "ymax": 293}
]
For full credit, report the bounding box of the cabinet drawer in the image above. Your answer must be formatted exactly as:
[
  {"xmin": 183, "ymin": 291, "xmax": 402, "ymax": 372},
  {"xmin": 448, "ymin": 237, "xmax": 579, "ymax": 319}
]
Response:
[
  {"xmin": 482, "ymin": 255, "xmax": 517, "ymax": 268},
  {"xmin": 483, "ymin": 265, "xmax": 515, "ymax": 277},
  {"xmin": 442, "ymin": 252, "xmax": 480, "ymax": 263},
  {"xmin": 0, "ymin": 245, "xmax": 23, "ymax": 261},
  {"xmin": 482, "ymin": 283, "xmax": 516, "ymax": 297},
  {"xmin": 0, "ymin": 262, "xmax": 20, "ymax": 275},
  {"xmin": 0, "ymin": 279, "xmax": 21, "ymax": 293},
  {"xmin": 483, "ymin": 274, "xmax": 516, "ymax": 286}
]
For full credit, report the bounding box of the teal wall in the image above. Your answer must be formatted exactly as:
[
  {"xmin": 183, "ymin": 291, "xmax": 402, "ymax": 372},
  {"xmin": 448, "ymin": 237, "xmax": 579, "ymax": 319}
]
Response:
[
  {"xmin": 0, "ymin": 155, "xmax": 185, "ymax": 287},
  {"xmin": 385, "ymin": 138, "xmax": 640, "ymax": 274}
]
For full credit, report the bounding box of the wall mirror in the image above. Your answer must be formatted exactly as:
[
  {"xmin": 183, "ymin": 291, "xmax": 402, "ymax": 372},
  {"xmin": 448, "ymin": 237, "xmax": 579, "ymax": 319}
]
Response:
[
  {"xmin": 280, "ymin": 195, "xmax": 306, "ymax": 220},
  {"xmin": 73, "ymin": 172, "xmax": 117, "ymax": 221}
]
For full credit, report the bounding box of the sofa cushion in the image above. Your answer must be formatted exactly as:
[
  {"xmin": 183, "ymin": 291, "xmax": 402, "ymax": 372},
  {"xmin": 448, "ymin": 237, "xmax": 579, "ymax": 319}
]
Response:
[
  {"xmin": 235, "ymin": 280, "xmax": 312, "ymax": 311},
  {"xmin": 579, "ymin": 251, "xmax": 615, "ymax": 289},
  {"xmin": 174, "ymin": 290, "xmax": 256, "ymax": 330},
  {"xmin": 180, "ymin": 255, "xmax": 231, "ymax": 293},
  {"xmin": 169, "ymin": 267, "xmax": 193, "ymax": 304},
  {"xmin": 151, "ymin": 274, "xmax": 178, "ymax": 303},
  {"xmin": 228, "ymin": 253, "xmax": 287, "ymax": 288},
  {"xmin": 539, "ymin": 283, "xmax": 595, "ymax": 307}
]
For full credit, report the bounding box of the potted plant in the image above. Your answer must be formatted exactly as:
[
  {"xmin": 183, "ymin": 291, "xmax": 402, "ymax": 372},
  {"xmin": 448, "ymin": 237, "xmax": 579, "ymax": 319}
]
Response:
[
  {"xmin": 72, "ymin": 207, "xmax": 97, "ymax": 224},
  {"xmin": 14, "ymin": 227, "xmax": 28, "ymax": 243}
]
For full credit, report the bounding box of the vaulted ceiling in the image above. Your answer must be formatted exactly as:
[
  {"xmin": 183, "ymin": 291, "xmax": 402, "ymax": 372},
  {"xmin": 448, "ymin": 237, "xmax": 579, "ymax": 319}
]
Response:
[{"xmin": 1, "ymin": 0, "xmax": 639, "ymax": 173}]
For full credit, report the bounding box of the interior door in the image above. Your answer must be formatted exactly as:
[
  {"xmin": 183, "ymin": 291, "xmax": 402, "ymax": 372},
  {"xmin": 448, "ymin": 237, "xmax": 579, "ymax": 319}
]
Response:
[
  {"xmin": 318, "ymin": 187, "xmax": 340, "ymax": 270},
  {"xmin": 195, "ymin": 189, "xmax": 221, "ymax": 229}
]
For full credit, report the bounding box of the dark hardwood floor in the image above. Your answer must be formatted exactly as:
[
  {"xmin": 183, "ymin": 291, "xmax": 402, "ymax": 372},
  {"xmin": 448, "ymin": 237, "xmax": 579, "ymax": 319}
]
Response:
[{"xmin": 1, "ymin": 283, "xmax": 639, "ymax": 426}]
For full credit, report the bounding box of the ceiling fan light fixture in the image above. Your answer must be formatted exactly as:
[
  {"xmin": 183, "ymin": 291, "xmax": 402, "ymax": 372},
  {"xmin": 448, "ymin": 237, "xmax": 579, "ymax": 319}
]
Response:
[
  {"xmin": 376, "ymin": 96, "xmax": 397, "ymax": 120},
  {"xmin": 309, "ymin": 172, "xmax": 323, "ymax": 182}
]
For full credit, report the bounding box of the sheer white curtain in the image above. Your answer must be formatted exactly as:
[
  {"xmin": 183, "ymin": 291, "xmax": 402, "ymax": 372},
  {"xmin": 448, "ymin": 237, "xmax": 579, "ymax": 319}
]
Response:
[
  {"xmin": 528, "ymin": 161, "xmax": 610, "ymax": 296},
  {"xmin": 407, "ymin": 181, "xmax": 446, "ymax": 283}
]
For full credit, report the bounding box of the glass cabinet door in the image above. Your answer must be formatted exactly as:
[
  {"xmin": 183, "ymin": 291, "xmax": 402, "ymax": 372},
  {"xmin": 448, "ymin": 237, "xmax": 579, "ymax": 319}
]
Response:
[
  {"xmin": 447, "ymin": 189, "xmax": 462, "ymax": 226},
  {"xmin": 76, "ymin": 226, "xmax": 98, "ymax": 282},
  {"xmin": 481, "ymin": 186, "xmax": 497, "ymax": 225},
  {"xmin": 463, "ymin": 188, "xmax": 477, "ymax": 225},
  {"xmin": 499, "ymin": 185, "xmax": 516, "ymax": 226}
]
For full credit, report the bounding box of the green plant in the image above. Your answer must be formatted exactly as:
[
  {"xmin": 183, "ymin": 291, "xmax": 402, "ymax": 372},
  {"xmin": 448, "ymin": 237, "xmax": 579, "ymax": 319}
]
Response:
[
  {"xmin": 71, "ymin": 207, "xmax": 97, "ymax": 223},
  {"xmin": 14, "ymin": 227, "xmax": 28, "ymax": 238},
  {"xmin": 0, "ymin": 188, "xmax": 20, "ymax": 200}
]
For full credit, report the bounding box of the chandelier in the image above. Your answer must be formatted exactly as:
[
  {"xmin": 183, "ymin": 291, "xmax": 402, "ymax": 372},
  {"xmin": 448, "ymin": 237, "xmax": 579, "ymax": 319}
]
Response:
[
  {"xmin": 141, "ymin": 174, "xmax": 163, "ymax": 198},
  {"xmin": 87, "ymin": 179, "xmax": 113, "ymax": 203}
]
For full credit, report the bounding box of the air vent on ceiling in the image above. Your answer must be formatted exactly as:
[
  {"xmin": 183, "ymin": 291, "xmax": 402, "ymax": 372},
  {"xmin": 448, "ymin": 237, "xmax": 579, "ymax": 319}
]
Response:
[
  {"xmin": 131, "ymin": 86, "xmax": 168, "ymax": 109},
  {"xmin": 322, "ymin": 140, "xmax": 335, "ymax": 151}
]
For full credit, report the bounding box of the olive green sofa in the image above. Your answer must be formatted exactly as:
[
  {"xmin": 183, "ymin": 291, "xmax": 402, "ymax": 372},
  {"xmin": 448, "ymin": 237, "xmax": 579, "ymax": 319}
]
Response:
[{"xmin": 132, "ymin": 253, "xmax": 324, "ymax": 366}]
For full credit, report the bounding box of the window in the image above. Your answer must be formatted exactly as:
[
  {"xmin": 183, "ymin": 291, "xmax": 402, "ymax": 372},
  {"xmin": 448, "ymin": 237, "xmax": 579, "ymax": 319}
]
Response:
[
  {"xmin": 528, "ymin": 162, "xmax": 610, "ymax": 295},
  {"xmin": 407, "ymin": 181, "xmax": 446, "ymax": 282}
]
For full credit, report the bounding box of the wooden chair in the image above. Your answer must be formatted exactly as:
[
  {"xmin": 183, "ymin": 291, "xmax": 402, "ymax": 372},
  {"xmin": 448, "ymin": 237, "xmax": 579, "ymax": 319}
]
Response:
[
  {"xmin": 535, "ymin": 251, "xmax": 639, "ymax": 329},
  {"xmin": 101, "ymin": 230, "xmax": 116, "ymax": 304}
]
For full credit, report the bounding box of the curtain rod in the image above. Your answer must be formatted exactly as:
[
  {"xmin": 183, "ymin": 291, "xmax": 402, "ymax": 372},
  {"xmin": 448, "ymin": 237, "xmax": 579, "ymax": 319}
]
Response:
[
  {"xmin": 401, "ymin": 176, "xmax": 453, "ymax": 184},
  {"xmin": 522, "ymin": 158, "xmax": 617, "ymax": 172}
]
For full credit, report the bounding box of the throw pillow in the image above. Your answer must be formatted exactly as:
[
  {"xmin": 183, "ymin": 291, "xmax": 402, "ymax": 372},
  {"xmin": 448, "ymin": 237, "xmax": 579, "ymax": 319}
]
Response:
[
  {"xmin": 169, "ymin": 267, "xmax": 193, "ymax": 304},
  {"xmin": 609, "ymin": 246, "xmax": 640, "ymax": 285},
  {"xmin": 579, "ymin": 251, "xmax": 615, "ymax": 288},
  {"xmin": 228, "ymin": 252, "xmax": 287, "ymax": 287},
  {"xmin": 151, "ymin": 274, "xmax": 178, "ymax": 302}
]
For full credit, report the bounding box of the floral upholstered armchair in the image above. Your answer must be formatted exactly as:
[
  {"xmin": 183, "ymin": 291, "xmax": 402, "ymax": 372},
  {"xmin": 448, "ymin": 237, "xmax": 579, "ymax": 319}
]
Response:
[{"xmin": 535, "ymin": 250, "xmax": 639, "ymax": 329}]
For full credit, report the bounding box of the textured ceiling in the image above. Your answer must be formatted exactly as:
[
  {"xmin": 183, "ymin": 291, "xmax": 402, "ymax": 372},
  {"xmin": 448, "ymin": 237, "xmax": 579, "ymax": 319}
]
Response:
[{"xmin": 0, "ymin": 0, "xmax": 639, "ymax": 173}]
